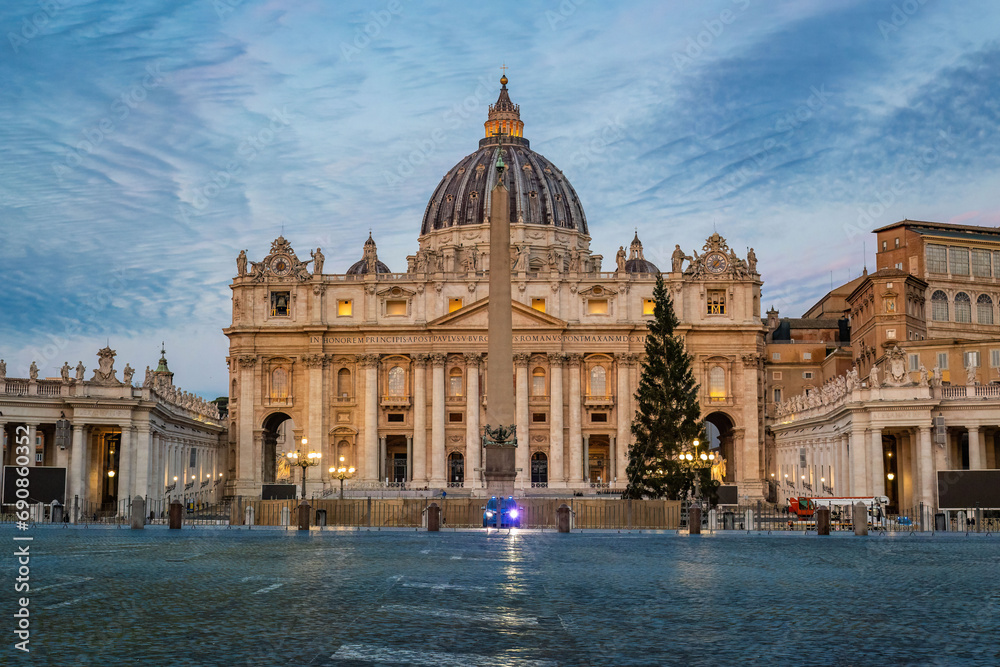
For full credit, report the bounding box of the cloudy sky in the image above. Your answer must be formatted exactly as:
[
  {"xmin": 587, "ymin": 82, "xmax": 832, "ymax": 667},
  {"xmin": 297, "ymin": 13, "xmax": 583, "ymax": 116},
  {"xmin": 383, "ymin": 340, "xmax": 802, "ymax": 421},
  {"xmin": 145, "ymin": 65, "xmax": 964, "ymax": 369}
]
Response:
[{"xmin": 2, "ymin": 0, "xmax": 999, "ymax": 398}]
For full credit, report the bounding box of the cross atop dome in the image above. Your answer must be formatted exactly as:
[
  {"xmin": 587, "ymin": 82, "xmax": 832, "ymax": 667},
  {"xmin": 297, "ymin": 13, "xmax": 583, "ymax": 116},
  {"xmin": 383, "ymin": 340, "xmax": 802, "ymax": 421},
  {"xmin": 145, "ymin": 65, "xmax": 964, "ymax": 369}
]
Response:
[{"xmin": 486, "ymin": 71, "xmax": 523, "ymax": 141}]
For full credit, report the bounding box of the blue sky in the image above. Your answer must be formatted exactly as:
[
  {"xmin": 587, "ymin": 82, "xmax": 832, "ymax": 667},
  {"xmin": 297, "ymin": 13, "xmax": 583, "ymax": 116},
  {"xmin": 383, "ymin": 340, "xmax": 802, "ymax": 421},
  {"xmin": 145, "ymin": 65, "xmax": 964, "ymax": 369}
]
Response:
[{"xmin": 2, "ymin": 0, "xmax": 999, "ymax": 398}]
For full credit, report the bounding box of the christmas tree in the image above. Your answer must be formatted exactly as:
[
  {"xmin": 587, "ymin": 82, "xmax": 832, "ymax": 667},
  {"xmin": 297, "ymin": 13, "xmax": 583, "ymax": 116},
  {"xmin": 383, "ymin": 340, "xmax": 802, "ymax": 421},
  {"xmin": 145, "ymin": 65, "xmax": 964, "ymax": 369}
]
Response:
[{"xmin": 623, "ymin": 274, "xmax": 716, "ymax": 502}]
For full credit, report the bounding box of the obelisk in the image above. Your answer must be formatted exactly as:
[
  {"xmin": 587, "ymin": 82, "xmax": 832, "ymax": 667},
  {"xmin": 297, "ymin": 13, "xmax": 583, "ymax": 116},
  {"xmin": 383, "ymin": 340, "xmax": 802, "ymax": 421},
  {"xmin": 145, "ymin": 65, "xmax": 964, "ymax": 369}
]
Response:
[{"xmin": 482, "ymin": 135, "xmax": 517, "ymax": 496}]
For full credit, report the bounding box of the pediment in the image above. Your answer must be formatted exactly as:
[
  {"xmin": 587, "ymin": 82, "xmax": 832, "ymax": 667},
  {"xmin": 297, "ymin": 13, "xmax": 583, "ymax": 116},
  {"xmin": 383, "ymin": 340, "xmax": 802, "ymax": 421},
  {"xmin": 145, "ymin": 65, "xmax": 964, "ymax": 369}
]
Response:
[{"xmin": 427, "ymin": 298, "xmax": 567, "ymax": 330}]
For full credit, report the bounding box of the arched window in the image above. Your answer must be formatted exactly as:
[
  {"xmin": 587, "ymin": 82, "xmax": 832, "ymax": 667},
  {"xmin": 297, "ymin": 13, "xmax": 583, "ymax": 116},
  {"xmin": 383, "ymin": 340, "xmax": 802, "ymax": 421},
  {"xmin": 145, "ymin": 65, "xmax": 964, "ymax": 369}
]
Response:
[
  {"xmin": 931, "ymin": 291, "xmax": 949, "ymax": 321},
  {"xmin": 531, "ymin": 452, "xmax": 548, "ymax": 486},
  {"xmin": 977, "ymin": 294, "xmax": 993, "ymax": 325},
  {"xmin": 954, "ymin": 292, "xmax": 971, "ymax": 323},
  {"xmin": 590, "ymin": 366, "xmax": 606, "ymax": 397},
  {"xmin": 270, "ymin": 368, "xmax": 288, "ymax": 400},
  {"xmin": 448, "ymin": 451, "xmax": 464, "ymax": 485},
  {"xmin": 532, "ymin": 367, "xmax": 546, "ymax": 396},
  {"xmin": 387, "ymin": 366, "xmax": 405, "ymax": 397},
  {"xmin": 449, "ymin": 367, "xmax": 463, "ymax": 397},
  {"xmin": 337, "ymin": 368, "xmax": 352, "ymax": 398},
  {"xmin": 708, "ymin": 366, "xmax": 726, "ymax": 400},
  {"xmin": 231, "ymin": 379, "xmax": 236, "ymax": 398}
]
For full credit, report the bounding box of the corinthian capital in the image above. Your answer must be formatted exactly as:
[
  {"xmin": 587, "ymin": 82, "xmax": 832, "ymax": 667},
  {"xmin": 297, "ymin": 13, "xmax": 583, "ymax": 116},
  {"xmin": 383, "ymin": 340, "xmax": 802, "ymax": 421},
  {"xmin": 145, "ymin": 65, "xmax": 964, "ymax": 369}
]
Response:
[
  {"xmin": 547, "ymin": 353, "xmax": 565, "ymax": 366},
  {"xmin": 513, "ymin": 353, "xmax": 530, "ymax": 368},
  {"xmin": 357, "ymin": 354, "xmax": 380, "ymax": 368},
  {"xmin": 463, "ymin": 352, "xmax": 482, "ymax": 368},
  {"xmin": 237, "ymin": 355, "xmax": 257, "ymax": 369}
]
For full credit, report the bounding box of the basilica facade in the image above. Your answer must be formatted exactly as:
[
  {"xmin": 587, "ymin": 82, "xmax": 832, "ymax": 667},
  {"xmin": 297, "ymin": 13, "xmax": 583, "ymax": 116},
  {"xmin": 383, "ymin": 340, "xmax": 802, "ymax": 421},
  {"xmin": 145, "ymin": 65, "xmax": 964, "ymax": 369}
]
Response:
[{"xmin": 225, "ymin": 77, "xmax": 767, "ymax": 499}]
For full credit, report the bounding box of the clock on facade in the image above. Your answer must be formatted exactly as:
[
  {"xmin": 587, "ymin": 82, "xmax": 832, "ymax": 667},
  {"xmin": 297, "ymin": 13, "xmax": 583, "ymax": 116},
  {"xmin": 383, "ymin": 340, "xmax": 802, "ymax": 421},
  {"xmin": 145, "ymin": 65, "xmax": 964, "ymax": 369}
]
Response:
[
  {"xmin": 706, "ymin": 252, "xmax": 728, "ymax": 274},
  {"xmin": 270, "ymin": 255, "xmax": 292, "ymax": 276}
]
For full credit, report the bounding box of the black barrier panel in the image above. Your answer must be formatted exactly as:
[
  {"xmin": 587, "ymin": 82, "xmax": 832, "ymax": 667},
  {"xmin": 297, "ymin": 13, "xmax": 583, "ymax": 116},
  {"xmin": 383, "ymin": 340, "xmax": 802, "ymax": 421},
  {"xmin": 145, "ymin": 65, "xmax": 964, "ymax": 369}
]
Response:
[
  {"xmin": 938, "ymin": 470, "xmax": 1000, "ymax": 509},
  {"xmin": 261, "ymin": 484, "xmax": 297, "ymax": 500},
  {"xmin": 717, "ymin": 485, "xmax": 738, "ymax": 506},
  {"xmin": 2, "ymin": 466, "xmax": 67, "ymax": 505}
]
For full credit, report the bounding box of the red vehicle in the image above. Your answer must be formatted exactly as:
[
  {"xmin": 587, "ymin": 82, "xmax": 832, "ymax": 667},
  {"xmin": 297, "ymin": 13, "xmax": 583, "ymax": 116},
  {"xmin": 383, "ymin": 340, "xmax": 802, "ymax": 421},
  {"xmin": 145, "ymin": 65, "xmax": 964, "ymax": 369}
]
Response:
[
  {"xmin": 787, "ymin": 496, "xmax": 889, "ymax": 521},
  {"xmin": 788, "ymin": 497, "xmax": 816, "ymax": 518}
]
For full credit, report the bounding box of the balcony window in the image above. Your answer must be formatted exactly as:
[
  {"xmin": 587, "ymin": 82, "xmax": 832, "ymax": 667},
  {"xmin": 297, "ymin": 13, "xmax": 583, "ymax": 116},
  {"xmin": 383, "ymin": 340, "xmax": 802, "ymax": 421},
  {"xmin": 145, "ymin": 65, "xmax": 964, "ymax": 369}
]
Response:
[
  {"xmin": 954, "ymin": 292, "xmax": 971, "ymax": 323},
  {"xmin": 270, "ymin": 368, "xmax": 288, "ymax": 400},
  {"xmin": 977, "ymin": 294, "xmax": 993, "ymax": 325},
  {"xmin": 532, "ymin": 367, "xmax": 546, "ymax": 396},
  {"xmin": 449, "ymin": 367, "xmax": 463, "ymax": 397},
  {"xmin": 387, "ymin": 366, "xmax": 405, "ymax": 396},
  {"xmin": 931, "ymin": 291, "xmax": 949, "ymax": 321},
  {"xmin": 708, "ymin": 366, "xmax": 726, "ymax": 400}
]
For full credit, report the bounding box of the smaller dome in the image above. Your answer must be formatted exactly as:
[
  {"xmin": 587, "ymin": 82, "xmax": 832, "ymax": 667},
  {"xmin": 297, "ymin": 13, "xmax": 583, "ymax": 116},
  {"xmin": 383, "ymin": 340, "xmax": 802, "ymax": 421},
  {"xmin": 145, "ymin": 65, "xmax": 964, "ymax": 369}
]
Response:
[
  {"xmin": 625, "ymin": 232, "xmax": 659, "ymax": 273},
  {"xmin": 346, "ymin": 259, "xmax": 391, "ymax": 275}
]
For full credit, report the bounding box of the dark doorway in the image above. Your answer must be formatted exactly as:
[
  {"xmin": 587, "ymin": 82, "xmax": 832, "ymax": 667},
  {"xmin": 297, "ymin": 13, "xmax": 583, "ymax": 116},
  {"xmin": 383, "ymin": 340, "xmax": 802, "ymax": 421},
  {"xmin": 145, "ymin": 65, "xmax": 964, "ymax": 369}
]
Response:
[
  {"xmin": 262, "ymin": 412, "xmax": 293, "ymax": 484},
  {"xmin": 531, "ymin": 452, "xmax": 548, "ymax": 487},
  {"xmin": 448, "ymin": 451, "xmax": 464, "ymax": 486},
  {"xmin": 705, "ymin": 412, "xmax": 735, "ymax": 483}
]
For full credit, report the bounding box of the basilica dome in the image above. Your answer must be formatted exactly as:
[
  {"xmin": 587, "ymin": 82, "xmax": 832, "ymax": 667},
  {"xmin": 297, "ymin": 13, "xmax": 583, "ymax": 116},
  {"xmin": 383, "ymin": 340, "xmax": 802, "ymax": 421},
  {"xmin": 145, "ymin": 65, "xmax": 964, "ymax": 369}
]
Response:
[{"xmin": 420, "ymin": 77, "xmax": 588, "ymax": 237}]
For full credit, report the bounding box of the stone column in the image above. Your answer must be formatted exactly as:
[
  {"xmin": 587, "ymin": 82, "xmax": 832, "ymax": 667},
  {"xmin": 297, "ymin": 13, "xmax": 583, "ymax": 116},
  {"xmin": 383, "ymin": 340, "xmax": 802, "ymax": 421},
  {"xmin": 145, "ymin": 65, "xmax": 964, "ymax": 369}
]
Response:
[
  {"xmin": 870, "ymin": 427, "xmax": 885, "ymax": 497},
  {"xmin": 566, "ymin": 354, "xmax": 583, "ymax": 486},
  {"xmin": 118, "ymin": 424, "xmax": 135, "ymax": 500},
  {"xmin": 430, "ymin": 353, "xmax": 447, "ymax": 486},
  {"xmin": 134, "ymin": 425, "xmax": 151, "ymax": 501},
  {"xmin": 236, "ymin": 356, "xmax": 257, "ymax": 493},
  {"xmin": 514, "ymin": 354, "xmax": 530, "ymax": 488},
  {"xmin": 360, "ymin": 354, "xmax": 379, "ymax": 482},
  {"xmin": 412, "ymin": 355, "xmax": 429, "ymax": 486},
  {"xmin": 850, "ymin": 426, "xmax": 867, "ymax": 496},
  {"xmin": 378, "ymin": 436, "xmax": 387, "ymax": 483},
  {"xmin": 615, "ymin": 354, "xmax": 631, "ymax": 486},
  {"xmin": 582, "ymin": 434, "xmax": 590, "ymax": 484},
  {"xmin": 306, "ymin": 355, "xmax": 326, "ymax": 478},
  {"xmin": 548, "ymin": 353, "xmax": 565, "ymax": 486},
  {"xmin": 69, "ymin": 425, "xmax": 86, "ymax": 519},
  {"xmin": 968, "ymin": 425, "xmax": 984, "ymax": 470},
  {"xmin": 464, "ymin": 353, "xmax": 482, "ymax": 490},
  {"xmin": 839, "ymin": 434, "xmax": 850, "ymax": 496},
  {"xmin": 405, "ymin": 436, "xmax": 413, "ymax": 482}
]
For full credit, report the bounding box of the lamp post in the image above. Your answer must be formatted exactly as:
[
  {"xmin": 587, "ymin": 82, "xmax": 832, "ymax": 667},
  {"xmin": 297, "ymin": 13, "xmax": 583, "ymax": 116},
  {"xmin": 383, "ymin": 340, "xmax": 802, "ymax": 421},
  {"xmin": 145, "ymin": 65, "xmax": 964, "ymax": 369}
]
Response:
[
  {"xmin": 674, "ymin": 439, "xmax": 715, "ymax": 504},
  {"xmin": 286, "ymin": 438, "xmax": 321, "ymax": 499},
  {"xmin": 330, "ymin": 455, "xmax": 356, "ymax": 500}
]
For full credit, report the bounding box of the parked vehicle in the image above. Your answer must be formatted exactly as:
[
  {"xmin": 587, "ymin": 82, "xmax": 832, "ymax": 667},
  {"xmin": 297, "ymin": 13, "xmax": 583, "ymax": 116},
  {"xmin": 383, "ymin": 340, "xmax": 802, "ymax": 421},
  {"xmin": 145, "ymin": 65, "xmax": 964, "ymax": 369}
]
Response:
[
  {"xmin": 787, "ymin": 496, "xmax": 889, "ymax": 526},
  {"xmin": 483, "ymin": 496, "xmax": 520, "ymax": 528}
]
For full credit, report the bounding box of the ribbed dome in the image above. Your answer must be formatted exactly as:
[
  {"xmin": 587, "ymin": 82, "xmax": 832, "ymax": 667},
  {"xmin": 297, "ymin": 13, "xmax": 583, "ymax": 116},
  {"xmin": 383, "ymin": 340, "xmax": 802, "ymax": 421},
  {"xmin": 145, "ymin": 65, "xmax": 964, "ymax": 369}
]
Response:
[
  {"xmin": 346, "ymin": 232, "xmax": 391, "ymax": 274},
  {"xmin": 624, "ymin": 232, "xmax": 659, "ymax": 273},
  {"xmin": 420, "ymin": 77, "xmax": 588, "ymax": 237}
]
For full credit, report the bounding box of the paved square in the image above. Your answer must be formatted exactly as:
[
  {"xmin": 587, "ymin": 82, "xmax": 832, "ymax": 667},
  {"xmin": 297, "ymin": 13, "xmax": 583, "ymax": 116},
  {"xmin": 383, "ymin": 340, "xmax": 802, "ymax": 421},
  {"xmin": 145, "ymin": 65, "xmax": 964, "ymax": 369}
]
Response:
[{"xmin": 4, "ymin": 527, "xmax": 999, "ymax": 665}]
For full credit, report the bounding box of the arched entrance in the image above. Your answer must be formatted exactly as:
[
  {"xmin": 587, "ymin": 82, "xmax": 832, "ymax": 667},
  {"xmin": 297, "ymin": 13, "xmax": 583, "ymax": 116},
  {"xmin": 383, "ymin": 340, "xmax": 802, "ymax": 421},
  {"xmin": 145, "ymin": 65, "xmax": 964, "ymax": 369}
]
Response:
[
  {"xmin": 262, "ymin": 412, "xmax": 295, "ymax": 484},
  {"xmin": 531, "ymin": 452, "xmax": 548, "ymax": 487},
  {"xmin": 705, "ymin": 412, "xmax": 735, "ymax": 484},
  {"xmin": 448, "ymin": 451, "xmax": 464, "ymax": 487}
]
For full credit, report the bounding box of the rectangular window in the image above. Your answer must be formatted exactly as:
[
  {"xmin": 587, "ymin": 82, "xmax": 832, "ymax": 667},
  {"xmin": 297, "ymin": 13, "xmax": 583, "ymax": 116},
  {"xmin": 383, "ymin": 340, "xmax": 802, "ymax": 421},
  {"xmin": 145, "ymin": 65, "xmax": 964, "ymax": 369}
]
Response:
[
  {"xmin": 965, "ymin": 351, "xmax": 981, "ymax": 368},
  {"xmin": 991, "ymin": 349, "xmax": 1000, "ymax": 368},
  {"xmin": 881, "ymin": 240, "xmax": 887, "ymax": 251},
  {"xmin": 803, "ymin": 372, "xmax": 813, "ymax": 379},
  {"xmin": 590, "ymin": 413, "xmax": 608, "ymax": 423},
  {"xmin": 532, "ymin": 412, "xmax": 547, "ymax": 423},
  {"xmin": 773, "ymin": 388, "xmax": 782, "ymax": 403},
  {"xmin": 531, "ymin": 298, "xmax": 546, "ymax": 313},
  {"xmin": 387, "ymin": 413, "xmax": 405, "ymax": 423},
  {"xmin": 270, "ymin": 291, "xmax": 290, "ymax": 317},
  {"xmin": 926, "ymin": 244, "xmax": 947, "ymax": 274},
  {"xmin": 772, "ymin": 371, "xmax": 782, "ymax": 380},
  {"xmin": 587, "ymin": 299, "xmax": 608, "ymax": 315},
  {"xmin": 772, "ymin": 352, "xmax": 780, "ymax": 361},
  {"xmin": 802, "ymin": 352, "xmax": 812, "ymax": 361},
  {"xmin": 937, "ymin": 352, "xmax": 949, "ymax": 370},
  {"xmin": 448, "ymin": 412, "xmax": 463, "ymax": 423},
  {"xmin": 707, "ymin": 290, "xmax": 726, "ymax": 315},
  {"xmin": 971, "ymin": 248, "xmax": 991, "ymax": 277},
  {"xmin": 908, "ymin": 353, "xmax": 919, "ymax": 371},
  {"xmin": 894, "ymin": 237, "xmax": 900, "ymax": 248},
  {"xmin": 895, "ymin": 263, "xmax": 903, "ymax": 270},
  {"xmin": 337, "ymin": 299, "xmax": 353, "ymax": 317},
  {"xmin": 386, "ymin": 300, "xmax": 407, "ymax": 316},
  {"xmin": 949, "ymin": 247, "xmax": 970, "ymax": 275},
  {"xmin": 642, "ymin": 298, "xmax": 655, "ymax": 315},
  {"xmin": 449, "ymin": 298, "xmax": 463, "ymax": 312}
]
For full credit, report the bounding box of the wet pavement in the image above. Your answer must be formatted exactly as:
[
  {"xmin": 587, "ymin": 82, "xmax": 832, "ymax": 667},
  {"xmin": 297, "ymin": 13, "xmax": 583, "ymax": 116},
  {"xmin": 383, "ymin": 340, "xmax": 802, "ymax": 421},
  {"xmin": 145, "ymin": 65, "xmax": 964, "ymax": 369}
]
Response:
[{"xmin": 2, "ymin": 526, "xmax": 998, "ymax": 666}]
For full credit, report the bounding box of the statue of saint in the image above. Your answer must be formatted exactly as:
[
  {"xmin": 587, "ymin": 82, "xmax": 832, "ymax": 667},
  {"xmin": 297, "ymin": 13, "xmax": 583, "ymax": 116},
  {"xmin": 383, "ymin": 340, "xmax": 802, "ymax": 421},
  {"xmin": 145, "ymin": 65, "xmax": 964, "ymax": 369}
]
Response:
[
  {"xmin": 513, "ymin": 245, "xmax": 529, "ymax": 272},
  {"xmin": 144, "ymin": 366, "xmax": 152, "ymax": 388},
  {"xmin": 236, "ymin": 249, "xmax": 248, "ymax": 276},
  {"xmin": 616, "ymin": 246, "xmax": 626, "ymax": 271},
  {"xmin": 918, "ymin": 364, "xmax": 929, "ymax": 387},
  {"xmin": 311, "ymin": 247, "xmax": 324, "ymax": 275},
  {"xmin": 747, "ymin": 247, "xmax": 758, "ymax": 273},
  {"xmin": 568, "ymin": 249, "xmax": 580, "ymax": 272},
  {"xmin": 61, "ymin": 362, "xmax": 71, "ymax": 382},
  {"xmin": 0, "ymin": 359, "xmax": 5, "ymax": 380},
  {"xmin": 75, "ymin": 361, "xmax": 85, "ymax": 380},
  {"xmin": 869, "ymin": 364, "xmax": 880, "ymax": 388},
  {"xmin": 29, "ymin": 361, "xmax": 38, "ymax": 380},
  {"xmin": 671, "ymin": 245, "xmax": 685, "ymax": 273},
  {"xmin": 123, "ymin": 364, "xmax": 135, "ymax": 385},
  {"xmin": 966, "ymin": 364, "xmax": 978, "ymax": 386}
]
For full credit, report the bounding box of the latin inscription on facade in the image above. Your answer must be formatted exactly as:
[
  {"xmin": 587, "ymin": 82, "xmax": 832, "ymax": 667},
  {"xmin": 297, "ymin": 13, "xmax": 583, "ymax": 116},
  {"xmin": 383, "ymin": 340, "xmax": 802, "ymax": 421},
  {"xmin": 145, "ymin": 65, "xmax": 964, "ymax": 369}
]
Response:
[{"xmin": 312, "ymin": 334, "xmax": 647, "ymax": 345}]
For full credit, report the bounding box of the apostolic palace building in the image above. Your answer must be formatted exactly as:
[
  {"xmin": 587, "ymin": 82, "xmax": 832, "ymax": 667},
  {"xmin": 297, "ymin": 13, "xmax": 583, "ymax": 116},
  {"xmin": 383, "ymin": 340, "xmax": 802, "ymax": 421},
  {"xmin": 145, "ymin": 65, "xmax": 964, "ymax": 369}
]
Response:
[{"xmin": 224, "ymin": 76, "xmax": 767, "ymax": 500}]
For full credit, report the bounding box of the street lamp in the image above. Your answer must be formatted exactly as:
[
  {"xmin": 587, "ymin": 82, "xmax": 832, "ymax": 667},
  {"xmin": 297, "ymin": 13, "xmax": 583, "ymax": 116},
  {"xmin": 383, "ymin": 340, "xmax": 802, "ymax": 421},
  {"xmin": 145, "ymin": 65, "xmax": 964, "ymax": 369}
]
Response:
[
  {"xmin": 330, "ymin": 455, "xmax": 356, "ymax": 500},
  {"xmin": 286, "ymin": 438, "xmax": 321, "ymax": 499}
]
